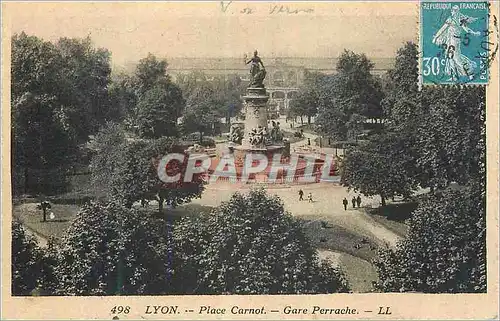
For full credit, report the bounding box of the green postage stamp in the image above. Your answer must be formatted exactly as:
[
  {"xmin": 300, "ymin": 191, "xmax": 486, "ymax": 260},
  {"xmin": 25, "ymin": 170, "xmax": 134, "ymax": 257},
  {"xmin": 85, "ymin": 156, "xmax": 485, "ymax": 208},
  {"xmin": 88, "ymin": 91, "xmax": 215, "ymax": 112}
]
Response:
[{"xmin": 420, "ymin": 2, "xmax": 490, "ymax": 85}]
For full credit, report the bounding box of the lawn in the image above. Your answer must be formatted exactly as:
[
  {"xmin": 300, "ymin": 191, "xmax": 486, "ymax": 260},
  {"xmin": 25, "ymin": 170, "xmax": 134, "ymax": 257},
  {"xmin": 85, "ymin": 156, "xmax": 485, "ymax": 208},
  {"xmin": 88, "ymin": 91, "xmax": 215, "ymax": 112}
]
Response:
[
  {"xmin": 12, "ymin": 201, "xmax": 215, "ymax": 242},
  {"xmin": 338, "ymin": 252, "xmax": 378, "ymax": 293},
  {"xmin": 13, "ymin": 202, "xmax": 80, "ymax": 241},
  {"xmin": 13, "ymin": 199, "xmax": 381, "ymax": 293},
  {"xmin": 301, "ymin": 217, "xmax": 380, "ymax": 293},
  {"xmin": 300, "ymin": 217, "xmax": 379, "ymax": 262}
]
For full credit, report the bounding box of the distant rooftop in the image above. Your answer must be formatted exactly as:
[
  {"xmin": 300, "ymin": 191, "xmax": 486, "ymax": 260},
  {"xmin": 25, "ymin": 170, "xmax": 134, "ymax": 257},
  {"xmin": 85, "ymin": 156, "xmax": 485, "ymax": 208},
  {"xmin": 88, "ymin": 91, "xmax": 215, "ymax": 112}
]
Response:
[
  {"xmin": 165, "ymin": 57, "xmax": 395, "ymax": 72},
  {"xmin": 122, "ymin": 56, "xmax": 395, "ymax": 74}
]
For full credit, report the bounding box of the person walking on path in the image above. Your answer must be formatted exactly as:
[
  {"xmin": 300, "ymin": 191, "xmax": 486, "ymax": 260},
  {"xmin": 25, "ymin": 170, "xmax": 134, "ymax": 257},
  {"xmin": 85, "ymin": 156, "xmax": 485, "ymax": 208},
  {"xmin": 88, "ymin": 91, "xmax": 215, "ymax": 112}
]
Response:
[
  {"xmin": 352, "ymin": 197, "xmax": 356, "ymax": 208},
  {"xmin": 307, "ymin": 192, "xmax": 313, "ymax": 203},
  {"xmin": 298, "ymin": 189, "xmax": 304, "ymax": 201},
  {"xmin": 308, "ymin": 138, "xmax": 311, "ymax": 145},
  {"xmin": 343, "ymin": 198, "xmax": 348, "ymax": 211},
  {"xmin": 356, "ymin": 195, "xmax": 362, "ymax": 208}
]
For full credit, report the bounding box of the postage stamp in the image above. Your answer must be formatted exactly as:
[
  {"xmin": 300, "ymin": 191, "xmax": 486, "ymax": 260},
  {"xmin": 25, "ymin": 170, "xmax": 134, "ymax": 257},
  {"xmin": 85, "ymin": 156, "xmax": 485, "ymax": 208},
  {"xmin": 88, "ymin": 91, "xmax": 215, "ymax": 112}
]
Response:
[
  {"xmin": 2, "ymin": 1, "xmax": 499, "ymax": 320},
  {"xmin": 420, "ymin": 2, "xmax": 490, "ymax": 85}
]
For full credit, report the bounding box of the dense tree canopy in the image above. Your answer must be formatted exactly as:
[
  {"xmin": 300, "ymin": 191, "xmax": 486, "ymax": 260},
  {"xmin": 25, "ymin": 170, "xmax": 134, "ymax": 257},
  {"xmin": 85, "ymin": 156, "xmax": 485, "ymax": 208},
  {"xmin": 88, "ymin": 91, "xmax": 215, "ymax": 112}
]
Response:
[
  {"xmin": 91, "ymin": 135, "xmax": 205, "ymax": 210},
  {"xmin": 342, "ymin": 133, "xmax": 417, "ymax": 206},
  {"xmin": 182, "ymin": 83, "xmax": 221, "ymax": 142},
  {"xmin": 373, "ymin": 187, "xmax": 486, "ymax": 293},
  {"xmin": 11, "ymin": 33, "xmax": 115, "ymax": 194},
  {"xmin": 52, "ymin": 202, "xmax": 175, "ymax": 295},
  {"xmin": 136, "ymin": 79, "xmax": 184, "ymax": 138},
  {"xmin": 134, "ymin": 53, "xmax": 169, "ymax": 96},
  {"xmin": 369, "ymin": 42, "xmax": 486, "ymax": 293},
  {"xmin": 88, "ymin": 122, "xmax": 127, "ymax": 199},
  {"xmin": 345, "ymin": 41, "xmax": 486, "ymax": 199},
  {"xmin": 12, "ymin": 221, "xmax": 44, "ymax": 296},
  {"xmin": 55, "ymin": 36, "xmax": 113, "ymax": 140},
  {"xmin": 315, "ymin": 50, "xmax": 384, "ymax": 141},
  {"xmin": 172, "ymin": 190, "xmax": 349, "ymax": 294},
  {"xmin": 288, "ymin": 70, "xmax": 324, "ymax": 124}
]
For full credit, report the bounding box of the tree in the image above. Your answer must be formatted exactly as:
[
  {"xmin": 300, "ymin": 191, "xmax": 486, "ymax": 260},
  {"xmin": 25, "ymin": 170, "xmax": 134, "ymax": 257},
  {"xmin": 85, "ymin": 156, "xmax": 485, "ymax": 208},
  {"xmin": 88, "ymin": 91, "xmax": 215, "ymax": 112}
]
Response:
[
  {"xmin": 212, "ymin": 74, "xmax": 245, "ymax": 124},
  {"xmin": 175, "ymin": 70, "xmax": 208, "ymax": 99},
  {"xmin": 11, "ymin": 93, "xmax": 77, "ymax": 194},
  {"xmin": 92, "ymin": 136, "xmax": 205, "ymax": 210},
  {"xmin": 11, "ymin": 33, "xmax": 61, "ymax": 99},
  {"xmin": 107, "ymin": 72, "xmax": 138, "ymax": 125},
  {"xmin": 122, "ymin": 54, "xmax": 185, "ymax": 138},
  {"xmin": 172, "ymin": 190, "xmax": 349, "ymax": 294},
  {"xmin": 382, "ymin": 42, "xmax": 485, "ymax": 192},
  {"xmin": 335, "ymin": 50, "xmax": 384, "ymax": 120},
  {"xmin": 55, "ymin": 36, "xmax": 113, "ymax": 140},
  {"xmin": 316, "ymin": 50, "xmax": 384, "ymax": 141},
  {"xmin": 12, "ymin": 221, "xmax": 43, "ymax": 295},
  {"xmin": 182, "ymin": 83, "xmax": 220, "ymax": 143},
  {"xmin": 134, "ymin": 53, "xmax": 169, "ymax": 96},
  {"xmin": 11, "ymin": 33, "xmax": 113, "ymax": 194},
  {"xmin": 416, "ymin": 86, "xmax": 486, "ymax": 190},
  {"xmin": 136, "ymin": 79, "xmax": 184, "ymax": 138},
  {"xmin": 53, "ymin": 201, "xmax": 175, "ymax": 295},
  {"xmin": 382, "ymin": 42, "xmax": 420, "ymax": 131},
  {"xmin": 373, "ymin": 187, "xmax": 486, "ymax": 293},
  {"xmin": 342, "ymin": 133, "xmax": 417, "ymax": 206},
  {"xmin": 89, "ymin": 122, "xmax": 127, "ymax": 199},
  {"xmin": 288, "ymin": 71, "xmax": 324, "ymax": 124}
]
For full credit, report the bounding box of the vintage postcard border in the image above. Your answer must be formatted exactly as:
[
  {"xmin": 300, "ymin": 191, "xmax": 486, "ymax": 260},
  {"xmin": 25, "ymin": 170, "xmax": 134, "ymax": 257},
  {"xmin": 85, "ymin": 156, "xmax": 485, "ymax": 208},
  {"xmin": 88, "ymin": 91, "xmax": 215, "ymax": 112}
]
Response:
[{"xmin": 2, "ymin": 2, "xmax": 499, "ymax": 320}]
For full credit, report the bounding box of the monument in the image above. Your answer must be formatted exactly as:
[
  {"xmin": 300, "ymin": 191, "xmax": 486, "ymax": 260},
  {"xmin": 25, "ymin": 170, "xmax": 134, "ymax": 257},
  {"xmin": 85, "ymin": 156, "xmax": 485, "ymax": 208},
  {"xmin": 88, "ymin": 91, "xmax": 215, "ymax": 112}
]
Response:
[
  {"xmin": 232, "ymin": 51, "xmax": 285, "ymax": 170},
  {"xmin": 210, "ymin": 50, "xmax": 327, "ymax": 184}
]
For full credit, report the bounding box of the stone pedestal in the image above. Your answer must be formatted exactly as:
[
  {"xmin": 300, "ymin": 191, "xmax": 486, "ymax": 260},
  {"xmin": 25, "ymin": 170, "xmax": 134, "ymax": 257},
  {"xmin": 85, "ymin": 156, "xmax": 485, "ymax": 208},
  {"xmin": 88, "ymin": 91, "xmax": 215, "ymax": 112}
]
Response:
[
  {"xmin": 233, "ymin": 86, "xmax": 284, "ymax": 170},
  {"xmin": 241, "ymin": 87, "xmax": 270, "ymax": 148}
]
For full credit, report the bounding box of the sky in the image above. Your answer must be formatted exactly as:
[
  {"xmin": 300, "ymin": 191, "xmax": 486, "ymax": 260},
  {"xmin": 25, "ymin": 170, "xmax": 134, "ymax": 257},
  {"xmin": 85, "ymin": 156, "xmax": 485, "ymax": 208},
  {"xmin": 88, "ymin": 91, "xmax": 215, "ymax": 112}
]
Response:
[{"xmin": 4, "ymin": 2, "xmax": 418, "ymax": 66}]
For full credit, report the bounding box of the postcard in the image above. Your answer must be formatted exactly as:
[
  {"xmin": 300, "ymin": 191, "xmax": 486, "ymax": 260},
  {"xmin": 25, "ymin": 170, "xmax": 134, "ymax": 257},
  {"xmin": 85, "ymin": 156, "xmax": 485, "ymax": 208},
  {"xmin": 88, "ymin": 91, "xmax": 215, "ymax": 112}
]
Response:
[{"xmin": 2, "ymin": 1, "xmax": 499, "ymax": 320}]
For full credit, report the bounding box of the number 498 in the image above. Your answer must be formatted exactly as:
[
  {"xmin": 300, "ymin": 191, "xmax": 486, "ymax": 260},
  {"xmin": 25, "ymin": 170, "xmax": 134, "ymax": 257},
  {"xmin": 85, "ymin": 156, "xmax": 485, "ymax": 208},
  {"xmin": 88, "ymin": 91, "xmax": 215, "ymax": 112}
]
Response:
[
  {"xmin": 422, "ymin": 57, "xmax": 442, "ymax": 76},
  {"xmin": 111, "ymin": 306, "xmax": 130, "ymax": 314}
]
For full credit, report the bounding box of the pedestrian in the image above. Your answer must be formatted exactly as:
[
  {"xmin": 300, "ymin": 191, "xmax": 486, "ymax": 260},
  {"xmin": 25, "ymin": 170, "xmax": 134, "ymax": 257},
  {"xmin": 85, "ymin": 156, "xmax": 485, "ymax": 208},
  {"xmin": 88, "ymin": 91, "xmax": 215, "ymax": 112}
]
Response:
[
  {"xmin": 307, "ymin": 192, "xmax": 313, "ymax": 203},
  {"xmin": 356, "ymin": 195, "xmax": 362, "ymax": 208},
  {"xmin": 352, "ymin": 197, "xmax": 356, "ymax": 208},
  {"xmin": 342, "ymin": 197, "xmax": 348, "ymax": 211},
  {"xmin": 308, "ymin": 138, "xmax": 311, "ymax": 145},
  {"xmin": 298, "ymin": 189, "xmax": 304, "ymax": 201}
]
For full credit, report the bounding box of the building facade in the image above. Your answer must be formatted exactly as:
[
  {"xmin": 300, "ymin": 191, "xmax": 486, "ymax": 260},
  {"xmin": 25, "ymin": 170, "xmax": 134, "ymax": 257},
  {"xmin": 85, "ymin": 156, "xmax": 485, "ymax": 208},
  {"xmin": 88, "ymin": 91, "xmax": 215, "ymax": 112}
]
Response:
[{"xmin": 165, "ymin": 57, "xmax": 394, "ymax": 114}]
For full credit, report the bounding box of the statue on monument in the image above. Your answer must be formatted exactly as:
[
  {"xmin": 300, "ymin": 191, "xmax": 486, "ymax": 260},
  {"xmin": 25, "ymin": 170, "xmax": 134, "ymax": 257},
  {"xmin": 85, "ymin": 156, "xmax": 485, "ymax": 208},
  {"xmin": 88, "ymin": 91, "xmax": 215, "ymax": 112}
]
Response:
[
  {"xmin": 229, "ymin": 123, "xmax": 243, "ymax": 144},
  {"xmin": 248, "ymin": 125, "xmax": 268, "ymax": 146},
  {"xmin": 270, "ymin": 120, "xmax": 284, "ymax": 143},
  {"xmin": 245, "ymin": 50, "xmax": 266, "ymax": 88}
]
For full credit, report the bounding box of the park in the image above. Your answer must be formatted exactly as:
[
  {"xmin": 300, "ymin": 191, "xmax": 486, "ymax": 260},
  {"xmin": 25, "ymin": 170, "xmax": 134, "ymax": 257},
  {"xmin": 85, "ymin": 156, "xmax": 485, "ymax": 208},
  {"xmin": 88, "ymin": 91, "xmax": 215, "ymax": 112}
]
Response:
[{"xmin": 11, "ymin": 30, "xmax": 486, "ymax": 296}]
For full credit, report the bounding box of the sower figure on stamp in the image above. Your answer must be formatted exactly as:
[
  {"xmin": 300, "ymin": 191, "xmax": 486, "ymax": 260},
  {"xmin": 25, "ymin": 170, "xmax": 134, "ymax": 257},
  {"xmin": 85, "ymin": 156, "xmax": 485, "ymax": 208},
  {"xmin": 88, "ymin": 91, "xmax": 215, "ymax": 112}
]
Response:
[{"xmin": 432, "ymin": 5, "xmax": 481, "ymax": 81}]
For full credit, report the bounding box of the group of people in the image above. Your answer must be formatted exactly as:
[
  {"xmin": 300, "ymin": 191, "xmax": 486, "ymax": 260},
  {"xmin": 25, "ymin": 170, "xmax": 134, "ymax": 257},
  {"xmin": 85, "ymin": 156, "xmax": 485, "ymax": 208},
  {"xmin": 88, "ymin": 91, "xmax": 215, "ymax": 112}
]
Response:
[
  {"xmin": 342, "ymin": 196, "xmax": 362, "ymax": 210},
  {"xmin": 298, "ymin": 190, "xmax": 363, "ymax": 208},
  {"xmin": 298, "ymin": 189, "xmax": 314, "ymax": 203}
]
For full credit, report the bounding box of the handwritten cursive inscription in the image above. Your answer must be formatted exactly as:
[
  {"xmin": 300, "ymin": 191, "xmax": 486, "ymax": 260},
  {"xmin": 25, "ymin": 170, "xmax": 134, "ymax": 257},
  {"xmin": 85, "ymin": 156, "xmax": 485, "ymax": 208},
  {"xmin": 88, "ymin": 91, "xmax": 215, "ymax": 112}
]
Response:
[
  {"xmin": 220, "ymin": 1, "xmax": 233, "ymax": 13},
  {"xmin": 269, "ymin": 4, "xmax": 314, "ymax": 14},
  {"xmin": 220, "ymin": 1, "xmax": 313, "ymax": 15}
]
